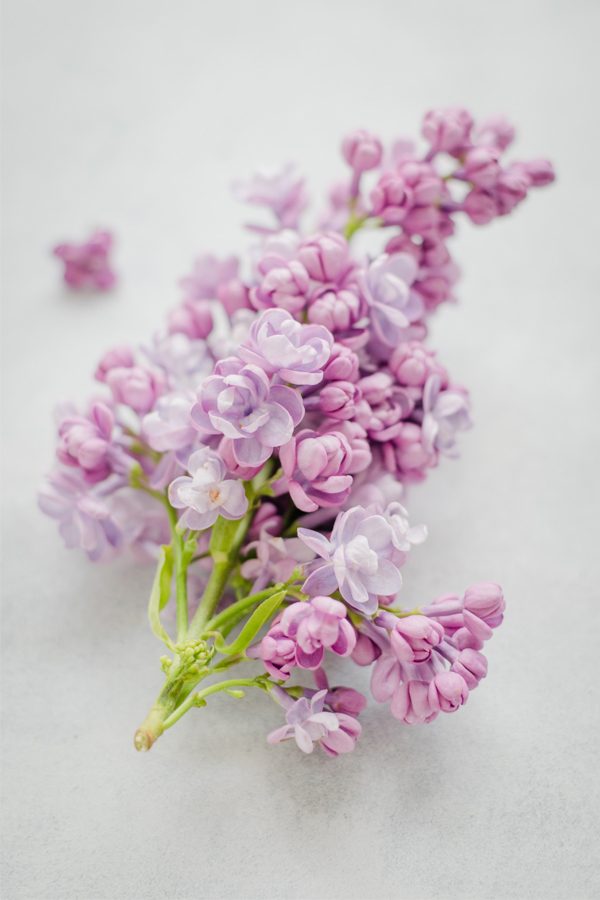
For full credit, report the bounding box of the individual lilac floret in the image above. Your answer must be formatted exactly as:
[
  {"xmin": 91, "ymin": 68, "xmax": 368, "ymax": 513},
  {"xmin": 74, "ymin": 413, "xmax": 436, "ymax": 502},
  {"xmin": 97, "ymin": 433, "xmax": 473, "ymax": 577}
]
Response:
[
  {"xmin": 233, "ymin": 163, "xmax": 308, "ymax": 229},
  {"xmin": 297, "ymin": 232, "xmax": 354, "ymax": 285},
  {"xmin": 57, "ymin": 402, "xmax": 115, "ymax": 483},
  {"xmin": 267, "ymin": 689, "xmax": 361, "ymax": 756},
  {"xmin": 53, "ymin": 230, "xmax": 116, "ymax": 291},
  {"xmin": 106, "ymin": 365, "xmax": 165, "ymax": 415},
  {"xmin": 238, "ymin": 308, "xmax": 333, "ymax": 386},
  {"xmin": 342, "ymin": 129, "xmax": 383, "ymax": 173},
  {"xmin": 376, "ymin": 611, "xmax": 444, "ymax": 663},
  {"xmin": 142, "ymin": 391, "xmax": 196, "ymax": 452},
  {"xmin": 168, "ymin": 447, "xmax": 248, "ymax": 530},
  {"xmin": 279, "ymin": 429, "xmax": 356, "ymax": 513},
  {"xmin": 422, "ymin": 375, "xmax": 472, "ymax": 457},
  {"xmin": 94, "ymin": 346, "xmax": 135, "ymax": 382},
  {"xmin": 248, "ymin": 596, "xmax": 356, "ymax": 677},
  {"xmin": 38, "ymin": 468, "xmax": 121, "ymax": 561},
  {"xmin": 361, "ymin": 253, "xmax": 425, "ymax": 347},
  {"xmin": 382, "ymin": 501, "xmax": 428, "ymax": 557},
  {"xmin": 421, "ymin": 107, "xmax": 474, "ymax": 155},
  {"xmin": 191, "ymin": 357, "xmax": 304, "ymax": 467},
  {"xmin": 250, "ymin": 256, "xmax": 310, "ymax": 314},
  {"xmin": 299, "ymin": 506, "xmax": 408, "ymax": 616}
]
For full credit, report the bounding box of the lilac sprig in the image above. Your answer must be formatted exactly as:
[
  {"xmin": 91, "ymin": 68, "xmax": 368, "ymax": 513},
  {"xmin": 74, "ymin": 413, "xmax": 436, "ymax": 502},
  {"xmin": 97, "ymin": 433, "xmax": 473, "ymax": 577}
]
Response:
[{"xmin": 39, "ymin": 108, "xmax": 554, "ymax": 756}]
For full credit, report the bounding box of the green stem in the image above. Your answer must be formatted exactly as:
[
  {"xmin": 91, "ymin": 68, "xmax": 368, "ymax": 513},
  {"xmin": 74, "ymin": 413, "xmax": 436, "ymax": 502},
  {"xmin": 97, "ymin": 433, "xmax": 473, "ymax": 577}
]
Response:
[{"xmin": 162, "ymin": 678, "xmax": 265, "ymax": 731}]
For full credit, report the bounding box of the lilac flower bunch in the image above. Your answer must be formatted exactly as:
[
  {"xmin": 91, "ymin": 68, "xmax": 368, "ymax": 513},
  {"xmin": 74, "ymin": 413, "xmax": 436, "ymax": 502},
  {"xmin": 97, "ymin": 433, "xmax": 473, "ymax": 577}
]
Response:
[{"xmin": 39, "ymin": 109, "xmax": 554, "ymax": 757}]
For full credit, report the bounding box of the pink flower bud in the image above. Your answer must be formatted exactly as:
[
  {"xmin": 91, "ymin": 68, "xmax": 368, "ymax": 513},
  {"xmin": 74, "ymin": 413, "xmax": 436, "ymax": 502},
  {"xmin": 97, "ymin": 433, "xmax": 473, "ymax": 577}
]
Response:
[
  {"xmin": 217, "ymin": 278, "xmax": 251, "ymax": 316},
  {"xmin": 451, "ymin": 649, "xmax": 488, "ymax": 689},
  {"xmin": 464, "ymin": 189, "xmax": 499, "ymax": 224},
  {"xmin": 384, "ymin": 614, "xmax": 444, "ymax": 663},
  {"xmin": 390, "ymin": 680, "xmax": 438, "ymax": 724},
  {"xmin": 167, "ymin": 299, "xmax": 213, "ymax": 339},
  {"xmin": 342, "ymin": 129, "xmax": 383, "ymax": 172},
  {"xmin": 422, "ymin": 107, "xmax": 473, "ymax": 154},
  {"xmin": 461, "ymin": 147, "xmax": 502, "ymax": 189},
  {"xmin": 327, "ymin": 686, "xmax": 367, "ymax": 716},
  {"xmin": 94, "ymin": 346, "xmax": 135, "ymax": 383},
  {"xmin": 463, "ymin": 582, "xmax": 505, "ymax": 629},
  {"xmin": 351, "ymin": 632, "xmax": 381, "ymax": 666},
  {"xmin": 370, "ymin": 172, "xmax": 413, "ymax": 224},
  {"xmin": 298, "ymin": 232, "xmax": 352, "ymax": 284},
  {"xmin": 106, "ymin": 366, "xmax": 165, "ymax": 415},
  {"xmin": 322, "ymin": 343, "xmax": 360, "ymax": 383},
  {"xmin": 428, "ymin": 671, "xmax": 469, "ymax": 713},
  {"xmin": 473, "ymin": 115, "xmax": 515, "ymax": 151}
]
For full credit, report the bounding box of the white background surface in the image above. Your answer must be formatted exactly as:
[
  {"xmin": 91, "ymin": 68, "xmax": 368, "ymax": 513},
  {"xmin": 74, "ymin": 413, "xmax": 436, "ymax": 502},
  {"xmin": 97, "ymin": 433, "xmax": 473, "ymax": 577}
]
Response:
[{"xmin": 2, "ymin": 1, "xmax": 600, "ymax": 898}]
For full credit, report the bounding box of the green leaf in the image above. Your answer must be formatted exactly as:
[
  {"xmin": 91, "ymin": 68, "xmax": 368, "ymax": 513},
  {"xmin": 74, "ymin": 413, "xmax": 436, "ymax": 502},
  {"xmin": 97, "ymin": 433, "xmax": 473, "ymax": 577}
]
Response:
[
  {"xmin": 148, "ymin": 545, "xmax": 174, "ymax": 648},
  {"xmin": 212, "ymin": 589, "xmax": 286, "ymax": 656}
]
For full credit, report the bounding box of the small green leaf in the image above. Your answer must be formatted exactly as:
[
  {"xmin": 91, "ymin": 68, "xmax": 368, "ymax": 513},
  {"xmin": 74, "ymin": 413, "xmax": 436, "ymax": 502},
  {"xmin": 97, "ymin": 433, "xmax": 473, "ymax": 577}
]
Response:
[
  {"xmin": 213, "ymin": 589, "xmax": 286, "ymax": 656},
  {"xmin": 148, "ymin": 545, "xmax": 174, "ymax": 648}
]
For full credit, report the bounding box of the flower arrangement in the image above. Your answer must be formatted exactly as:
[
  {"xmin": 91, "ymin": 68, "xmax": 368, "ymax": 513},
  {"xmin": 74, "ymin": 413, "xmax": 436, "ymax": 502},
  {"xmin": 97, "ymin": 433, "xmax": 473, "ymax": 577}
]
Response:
[{"xmin": 39, "ymin": 108, "xmax": 554, "ymax": 757}]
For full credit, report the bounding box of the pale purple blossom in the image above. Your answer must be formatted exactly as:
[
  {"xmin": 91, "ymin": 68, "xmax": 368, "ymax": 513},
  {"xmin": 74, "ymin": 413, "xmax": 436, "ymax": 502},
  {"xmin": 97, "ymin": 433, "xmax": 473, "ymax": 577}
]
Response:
[
  {"xmin": 53, "ymin": 230, "xmax": 116, "ymax": 291},
  {"xmin": 191, "ymin": 358, "xmax": 304, "ymax": 467},
  {"xmin": 422, "ymin": 375, "xmax": 471, "ymax": 457},
  {"xmin": 168, "ymin": 446, "xmax": 248, "ymax": 530},
  {"xmin": 299, "ymin": 506, "xmax": 406, "ymax": 616},
  {"xmin": 361, "ymin": 253, "xmax": 425, "ymax": 347},
  {"xmin": 239, "ymin": 308, "xmax": 333, "ymax": 386},
  {"xmin": 234, "ymin": 163, "xmax": 308, "ymax": 229},
  {"xmin": 38, "ymin": 468, "xmax": 122, "ymax": 560},
  {"xmin": 267, "ymin": 689, "xmax": 361, "ymax": 756},
  {"xmin": 147, "ymin": 333, "xmax": 214, "ymax": 390},
  {"xmin": 142, "ymin": 391, "xmax": 196, "ymax": 452}
]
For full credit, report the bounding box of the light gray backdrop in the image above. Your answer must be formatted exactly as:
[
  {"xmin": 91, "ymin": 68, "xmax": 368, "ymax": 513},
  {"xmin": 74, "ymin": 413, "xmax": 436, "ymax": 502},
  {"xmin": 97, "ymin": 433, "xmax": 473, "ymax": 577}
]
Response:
[{"xmin": 2, "ymin": 1, "xmax": 599, "ymax": 898}]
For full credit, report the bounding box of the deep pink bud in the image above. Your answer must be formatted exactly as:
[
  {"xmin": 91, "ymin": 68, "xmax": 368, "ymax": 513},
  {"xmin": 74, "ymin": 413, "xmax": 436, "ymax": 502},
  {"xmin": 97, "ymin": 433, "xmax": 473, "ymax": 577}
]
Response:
[
  {"xmin": 428, "ymin": 671, "xmax": 469, "ymax": 713},
  {"xmin": 461, "ymin": 147, "xmax": 501, "ymax": 189},
  {"xmin": 463, "ymin": 189, "xmax": 499, "ymax": 224},
  {"xmin": 327, "ymin": 686, "xmax": 367, "ymax": 716},
  {"xmin": 389, "ymin": 341, "xmax": 448, "ymax": 388},
  {"xmin": 167, "ymin": 299, "xmax": 213, "ymax": 339},
  {"xmin": 322, "ymin": 343, "xmax": 360, "ymax": 383},
  {"xmin": 513, "ymin": 158, "xmax": 555, "ymax": 187},
  {"xmin": 422, "ymin": 107, "xmax": 473, "ymax": 154},
  {"xmin": 342, "ymin": 129, "xmax": 383, "ymax": 172},
  {"xmin": 473, "ymin": 115, "xmax": 515, "ymax": 151},
  {"xmin": 451, "ymin": 649, "xmax": 488, "ymax": 689},
  {"xmin": 94, "ymin": 346, "xmax": 135, "ymax": 382},
  {"xmin": 463, "ymin": 582, "xmax": 505, "ymax": 629},
  {"xmin": 106, "ymin": 365, "xmax": 165, "ymax": 414},
  {"xmin": 298, "ymin": 232, "xmax": 352, "ymax": 284},
  {"xmin": 217, "ymin": 278, "xmax": 251, "ymax": 316},
  {"xmin": 370, "ymin": 172, "xmax": 413, "ymax": 224},
  {"xmin": 390, "ymin": 680, "xmax": 438, "ymax": 724},
  {"xmin": 384, "ymin": 614, "xmax": 444, "ymax": 663},
  {"xmin": 351, "ymin": 632, "xmax": 382, "ymax": 666}
]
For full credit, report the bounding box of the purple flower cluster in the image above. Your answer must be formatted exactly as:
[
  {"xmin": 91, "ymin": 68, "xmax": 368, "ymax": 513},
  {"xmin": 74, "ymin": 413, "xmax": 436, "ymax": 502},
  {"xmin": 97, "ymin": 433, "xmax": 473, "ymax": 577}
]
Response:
[{"xmin": 41, "ymin": 111, "xmax": 553, "ymax": 757}]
